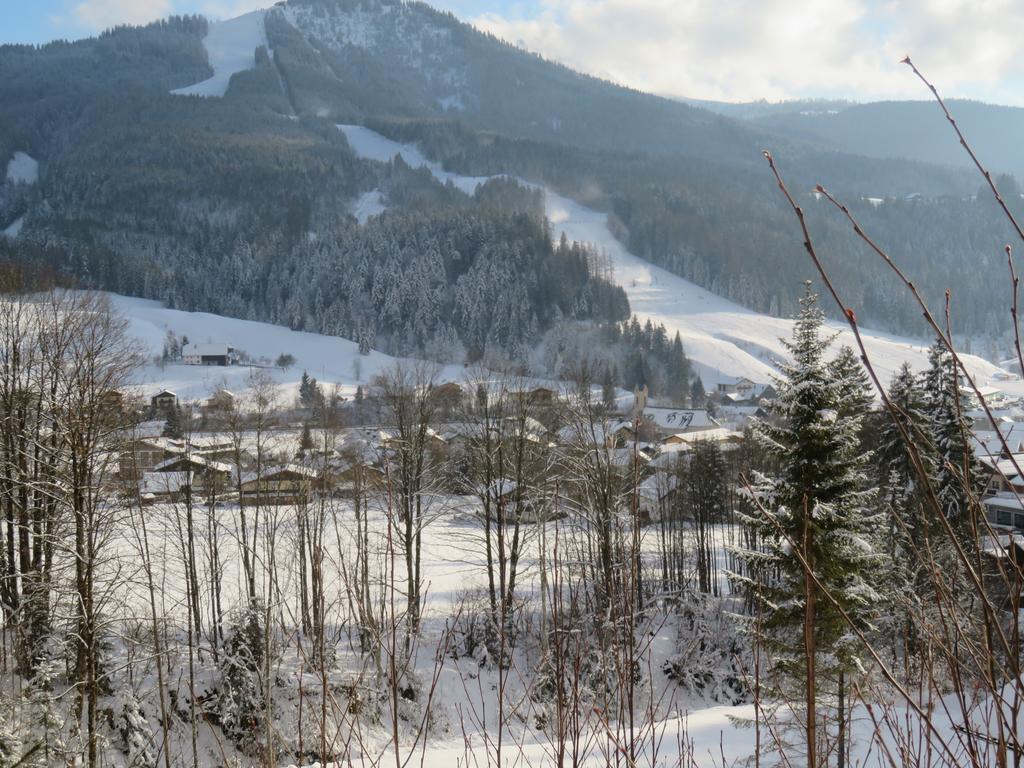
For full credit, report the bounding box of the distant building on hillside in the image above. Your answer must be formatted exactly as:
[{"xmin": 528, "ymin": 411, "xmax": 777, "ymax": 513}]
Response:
[{"xmin": 183, "ymin": 343, "xmax": 236, "ymax": 366}]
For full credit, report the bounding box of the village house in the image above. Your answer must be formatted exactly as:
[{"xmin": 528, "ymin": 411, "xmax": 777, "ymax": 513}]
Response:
[
  {"xmin": 980, "ymin": 454, "xmax": 1024, "ymax": 497},
  {"xmin": 151, "ymin": 390, "xmax": 177, "ymax": 412},
  {"xmin": 239, "ymin": 464, "xmax": 319, "ymax": 506},
  {"xmin": 983, "ymin": 493, "xmax": 1024, "ymax": 532},
  {"xmin": 154, "ymin": 454, "xmax": 233, "ymax": 498}
]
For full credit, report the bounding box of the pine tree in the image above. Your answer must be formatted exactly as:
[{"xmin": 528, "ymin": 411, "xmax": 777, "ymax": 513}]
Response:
[
  {"xmin": 920, "ymin": 338, "xmax": 981, "ymax": 530},
  {"xmin": 738, "ymin": 284, "xmax": 881, "ymax": 755},
  {"xmin": 298, "ymin": 422, "xmax": 313, "ymax": 455},
  {"xmin": 161, "ymin": 404, "xmax": 182, "ymax": 439}
]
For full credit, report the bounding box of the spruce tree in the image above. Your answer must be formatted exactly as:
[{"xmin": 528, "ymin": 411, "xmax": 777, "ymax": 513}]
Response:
[
  {"xmin": 920, "ymin": 338, "xmax": 981, "ymax": 530},
  {"xmin": 876, "ymin": 363, "xmax": 929, "ymax": 647},
  {"xmin": 738, "ymin": 284, "xmax": 881, "ymax": 756}
]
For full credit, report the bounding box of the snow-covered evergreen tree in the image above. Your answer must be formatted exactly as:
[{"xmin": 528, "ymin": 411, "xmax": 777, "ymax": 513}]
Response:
[
  {"xmin": 737, "ymin": 284, "xmax": 881, "ymax": 733},
  {"xmin": 875, "ymin": 363, "xmax": 930, "ymax": 647},
  {"xmin": 920, "ymin": 338, "xmax": 981, "ymax": 530}
]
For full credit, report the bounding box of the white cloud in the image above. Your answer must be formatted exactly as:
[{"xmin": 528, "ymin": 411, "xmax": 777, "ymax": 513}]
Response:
[
  {"xmin": 472, "ymin": 0, "xmax": 1024, "ymax": 105},
  {"xmin": 66, "ymin": 0, "xmax": 174, "ymax": 30}
]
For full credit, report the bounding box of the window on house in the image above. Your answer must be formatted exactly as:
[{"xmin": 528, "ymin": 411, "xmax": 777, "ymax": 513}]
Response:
[{"xmin": 997, "ymin": 509, "xmax": 1012, "ymax": 526}]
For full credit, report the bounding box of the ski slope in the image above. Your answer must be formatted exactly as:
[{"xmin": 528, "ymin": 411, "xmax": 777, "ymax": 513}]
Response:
[
  {"xmin": 108, "ymin": 293, "xmax": 466, "ymax": 404},
  {"xmin": 6, "ymin": 152, "xmax": 38, "ymax": 184},
  {"xmin": 338, "ymin": 124, "xmax": 1016, "ymax": 394},
  {"xmin": 171, "ymin": 10, "xmax": 268, "ymax": 98}
]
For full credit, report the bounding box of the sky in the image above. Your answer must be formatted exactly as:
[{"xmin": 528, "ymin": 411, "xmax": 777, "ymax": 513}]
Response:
[{"xmin": 4, "ymin": 0, "xmax": 1024, "ymax": 106}]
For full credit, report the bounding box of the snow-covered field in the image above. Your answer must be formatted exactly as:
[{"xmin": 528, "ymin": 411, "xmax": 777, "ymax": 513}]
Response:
[
  {"xmin": 337, "ymin": 124, "xmax": 1018, "ymax": 396},
  {"xmin": 171, "ymin": 10, "xmax": 268, "ymax": 98}
]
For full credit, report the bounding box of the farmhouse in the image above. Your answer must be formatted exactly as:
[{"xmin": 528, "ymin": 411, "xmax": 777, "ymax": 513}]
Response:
[{"xmin": 183, "ymin": 343, "xmax": 236, "ymax": 366}]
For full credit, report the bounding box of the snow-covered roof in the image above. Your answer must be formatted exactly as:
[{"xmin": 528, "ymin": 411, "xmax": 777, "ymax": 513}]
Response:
[
  {"xmin": 479, "ymin": 478, "xmax": 519, "ymax": 497},
  {"xmin": 974, "ymin": 424, "xmax": 1024, "ymax": 458},
  {"xmin": 240, "ymin": 463, "xmax": 319, "ymax": 484},
  {"xmin": 637, "ymin": 473, "xmax": 678, "ymax": 502},
  {"xmin": 140, "ymin": 471, "xmax": 192, "ymax": 494},
  {"xmin": 661, "ymin": 428, "xmax": 743, "ymax": 446},
  {"xmin": 155, "ymin": 454, "xmax": 232, "ymax": 474},
  {"xmin": 184, "ymin": 343, "xmax": 231, "ymax": 357},
  {"xmin": 641, "ymin": 407, "xmax": 719, "ymax": 431},
  {"xmin": 983, "ymin": 493, "xmax": 1024, "ymax": 512}
]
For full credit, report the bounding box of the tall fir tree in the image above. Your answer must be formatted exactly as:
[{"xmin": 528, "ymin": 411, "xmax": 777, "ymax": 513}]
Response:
[
  {"xmin": 920, "ymin": 338, "xmax": 981, "ymax": 530},
  {"xmin": 876, "ymin": 363, "xmax": 930, "ymax": 646},
  {"xmin": 738, "ymin": 284, "xmax": 881, "ymax": 754}
]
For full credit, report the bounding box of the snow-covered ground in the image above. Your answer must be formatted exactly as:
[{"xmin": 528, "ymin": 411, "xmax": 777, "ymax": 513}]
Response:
[
  {"xmin": 350, "ymin": 188, "xmax": 386, "ymax": 223},
  {"xmin": 171, "ymin": 10, "xmax": 268, "ymax": 98},
  {"xmin": 337, "ymin": 124, "xmax": 1017, "ymax": 397},
  {"xmin": 110, "ymin": 293, "xmax": 466, "ymax": 403},
  {"xmin": 2, "ymin": 216, "xmax": 24, "ymax": 239},
  {"xmin": 6, "ymin": 151, "xmax": 38, "ymax": 184}
]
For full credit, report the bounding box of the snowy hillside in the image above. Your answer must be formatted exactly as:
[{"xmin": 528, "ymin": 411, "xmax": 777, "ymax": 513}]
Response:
[
  {"xmin": 337, "ymin": 124, "xmax": 1017, "ymax": 395},
  {"xmin": 171, "ymin": 10, "xmax": 268, "ymax": 97},
  {"xmin": 110, "ymin": 293, "xmax": 467, "ymax": 403}
]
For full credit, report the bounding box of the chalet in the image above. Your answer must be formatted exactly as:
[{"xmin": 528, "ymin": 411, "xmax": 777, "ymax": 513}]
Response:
[
  {"xmin": 239, "ymin": 464, "xmax": 318, "ymax": 506},
  {"xmin": 183, "ymin": 343, "xmax": 236, "ymax": 366},
  {"xmin": 320, "ymin": 457, "xmax": 385, "ymax": 497},
  {"xmin": 151, "ymin": 390, "xmax": 177, "ymax": 411},
  {"xmin": 119, "ymin": 436, "xmax": 185, "ymax": 478},
  {"xmin": 717, "ymin": 377, "xmax": 758, "ymax": 398}
]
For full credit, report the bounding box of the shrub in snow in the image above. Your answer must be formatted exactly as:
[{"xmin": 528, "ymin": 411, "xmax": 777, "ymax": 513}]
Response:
[
  {"xmin": 449, "ymin": 592, "xmax": 507, "ymax": 670},
  {"xmin": 662, "ymin": 594, "xmax": 751, "ymax": 706},
  {"xmin": 214, "ymin": 600, "xmax": 268, "ymax": 748},
  {"xmin": 0, "ymin": 695, "xmax": 22, "ymax": 768},
  {"xmin": 27, "ymin": 655, "xmax": 67, "ymax": 766},
  {"xmin": 115, "ymin": 689, "xmax": 156, "ymax": 768}
]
